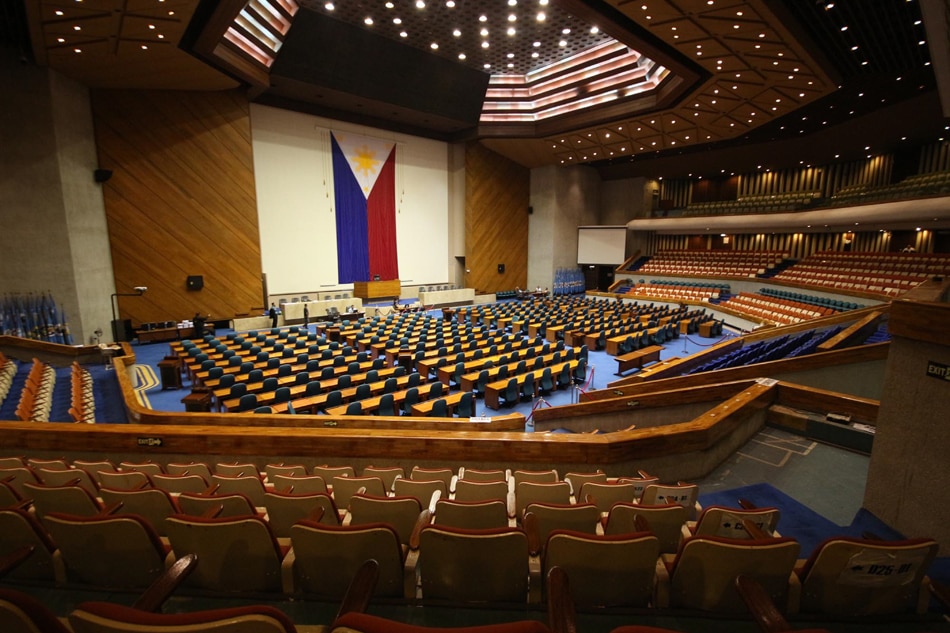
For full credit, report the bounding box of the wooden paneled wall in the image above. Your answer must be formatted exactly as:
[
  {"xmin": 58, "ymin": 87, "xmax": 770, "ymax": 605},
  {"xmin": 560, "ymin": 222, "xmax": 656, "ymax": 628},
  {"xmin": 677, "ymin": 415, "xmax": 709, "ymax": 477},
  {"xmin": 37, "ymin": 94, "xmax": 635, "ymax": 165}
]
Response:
[
  {"xmin": 464, "ymin": 142, "xmax": 529, "ymax": 294},
  {"xmin": 92, "ymin": 89, "xmax": 263, "ymax": 327}
]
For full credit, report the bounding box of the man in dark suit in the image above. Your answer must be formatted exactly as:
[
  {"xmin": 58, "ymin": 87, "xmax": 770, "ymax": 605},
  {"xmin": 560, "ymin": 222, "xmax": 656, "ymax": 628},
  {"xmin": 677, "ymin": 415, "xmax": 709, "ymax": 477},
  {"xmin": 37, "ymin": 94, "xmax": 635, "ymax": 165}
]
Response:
[{"xmin": 268, "ymin": 303, "xmax": 280, "ymax": 328}]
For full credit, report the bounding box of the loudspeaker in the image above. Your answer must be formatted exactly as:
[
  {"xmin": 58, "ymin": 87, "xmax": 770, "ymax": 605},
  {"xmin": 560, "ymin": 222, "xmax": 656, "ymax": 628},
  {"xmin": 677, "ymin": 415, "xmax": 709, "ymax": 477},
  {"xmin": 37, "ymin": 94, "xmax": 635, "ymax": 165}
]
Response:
[
  {"xmin": 528, "ymin": 206, "xmax": 533, "ymax": 215},
  {"xmin": 111, "ymin": 319, "xmax": 133, "ymax": 342},
  {"xmin": 498, "ymin": 264, "xmax": 505, "ymax": 274},
  {"xmin": 186, "ymin": 275, "xmax": 204, "ymax": 291},
  {"xmin": 94, "ymin": 169, "xmax": 113, "ymax": 183}
]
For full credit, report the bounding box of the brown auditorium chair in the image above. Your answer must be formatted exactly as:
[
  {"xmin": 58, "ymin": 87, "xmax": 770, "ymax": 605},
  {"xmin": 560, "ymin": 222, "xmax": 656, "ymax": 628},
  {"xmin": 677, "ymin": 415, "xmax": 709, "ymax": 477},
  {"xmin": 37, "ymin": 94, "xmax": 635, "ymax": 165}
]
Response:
[
  {"xmin": 0, "ymin": 503, "xmax": 65, "ymax": 582},
  {"xmin": 640, "ymin": 482, "xmax": 701, "ymax": 521},
  {"xmin": 687, "ymin": 504, "xmax": 781, "ymax": 540},
  {"xmin": 0, "ymin": 467, "xmax": 40, "ymax": 499},
  {"xmin": 98, "ymin": 470, "xmax": 151, "ymax": 491},
  {"xmin": 165, "ymin": 461, "xmax": 214, "ymax": 481},
  {"xmin": 660, "ymin": 533, "xmax": 801, "ymax": 613},
  {"xmin": 149, "ymin": 473, "xmax": 208, "ymax": 495},
  {"xmin": 348, "ymin": 493, "xmax": 424, "ymax": 545},
  {"xmin": 264, "ymin": 463, "xmax": 308, "ymax": 481},
  {"xmin": 98, "ymin": 487, "xmax": 180, "ymax": 536},
  {"xmin": 562, "ymin": 472, "xmax": 606, "ymax": 497},
  {"xmin": 795, "ymin": 536, "xmax": 939, "ymax": 616},
  {"xmin": 514, "ymin": 481, "xmax": 572, "ymax": 518},
  {"xmin": 542, "ymin": 529, "xmax": 660, "ymax": 608},
  {"xmin": 511, "ymin": 469, "xmax": 559, "ymax": 485},
  {"xmin": 210, "ymin": 473, "xmax": 269, "ymax": 507},
  {"xmin": 458, "ymin": 467, "xmax": 508, "ymax": 483},
  {"xmin": 164, "ymin": 513, "xmax": 291, "ymax": 594},
  {"xmin": 118, "ymin": 461, "xmax": 164, "ymax": 476},
  {"xmin": 331, "ymin": 476, "xmax": 386, "ymax": 513},
  {"xmin": 264, "ymin": 491, "xmax": 340, "ymax": 538},
  {"xmin": 175, "ymin": 491, "xmax": 258, "ymax": 518},
  {"xmin": 434, "ymin": 498, "xmax": 511, "ymax": 530},
  {"xmin": 362, "ymin": 465, "xmax": 405, "ymax": 491},
  {"xmin": 269, "ymin": 474, "xmax": 328, "ymax": 495},
  {"xmin": 603, "ymin": 502, "xmax": 689, "ymax": 555},
  {"xmin": 577, "ymin": 481, "xmax": 638, "ymax": 514},
  {"xmin": 35, "ymin": 467, "xmax": 99, "ymax": 496},
  {"xmin": 393, "ymin": 478, "xmax": 446, "ymax": 507},
  {"xmin": 71, "ymin": 459, "xmax": 118, "ymax": 486},
  {"xmin": 43, "ymin": 511, "xmax": 169, "ymax": 589},
  {"xmin": 523, "ymin": 503, "xmax": 600, "ymax": 549},
  {"xmin": 409, "ymin": 523, "xmax": 539, "ymax": 604},
  {"xmin": 289, "ymin": 520, "xmax": 410, "ymax": 600},
  {"xmin": 213, "ymin": 461, "xmax": 260, "ymax": 477},
  {"xmin": 22, "ymin": 481, "xmax": 103, "ymax": 523}
]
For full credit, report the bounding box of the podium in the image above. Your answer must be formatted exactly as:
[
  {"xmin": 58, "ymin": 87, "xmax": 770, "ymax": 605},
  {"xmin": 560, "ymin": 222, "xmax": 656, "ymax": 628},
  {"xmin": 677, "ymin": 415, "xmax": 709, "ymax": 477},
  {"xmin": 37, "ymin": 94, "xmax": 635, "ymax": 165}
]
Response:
[{"xmin": 353, "ymin": 280, "xmax": 400, "ymax": 300}]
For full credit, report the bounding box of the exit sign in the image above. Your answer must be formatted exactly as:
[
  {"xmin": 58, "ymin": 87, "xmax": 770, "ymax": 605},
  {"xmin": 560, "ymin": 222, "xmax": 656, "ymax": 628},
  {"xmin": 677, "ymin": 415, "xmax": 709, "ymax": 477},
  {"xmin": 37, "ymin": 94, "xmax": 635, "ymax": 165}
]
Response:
[{"xmin": 926, "ymin": 361, "xmax": 950, "ymax": 382}]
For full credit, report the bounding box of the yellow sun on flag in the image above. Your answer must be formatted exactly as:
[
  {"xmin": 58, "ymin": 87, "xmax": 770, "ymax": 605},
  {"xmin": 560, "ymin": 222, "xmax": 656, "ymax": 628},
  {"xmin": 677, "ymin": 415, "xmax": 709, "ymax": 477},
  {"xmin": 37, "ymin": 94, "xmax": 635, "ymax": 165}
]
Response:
[{"xmin": 352, "ymin": 145, "xmax": 380, "ymax": 179}]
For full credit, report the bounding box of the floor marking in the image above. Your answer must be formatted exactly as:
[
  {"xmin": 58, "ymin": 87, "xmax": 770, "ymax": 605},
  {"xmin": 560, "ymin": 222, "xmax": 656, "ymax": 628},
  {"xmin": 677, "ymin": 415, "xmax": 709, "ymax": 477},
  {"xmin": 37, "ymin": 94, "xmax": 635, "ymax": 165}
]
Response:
[{"xmin": 132, "ymin": 364, "xmax": 158, "ymax": 408}]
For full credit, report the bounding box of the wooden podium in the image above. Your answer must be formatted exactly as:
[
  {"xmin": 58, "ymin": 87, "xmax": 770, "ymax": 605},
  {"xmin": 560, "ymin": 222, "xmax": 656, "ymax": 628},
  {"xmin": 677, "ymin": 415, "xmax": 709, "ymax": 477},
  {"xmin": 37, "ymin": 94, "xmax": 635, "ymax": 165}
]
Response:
[{"xmin": 353, "ymin": 280, "xmax": 400, "ymax": 300}]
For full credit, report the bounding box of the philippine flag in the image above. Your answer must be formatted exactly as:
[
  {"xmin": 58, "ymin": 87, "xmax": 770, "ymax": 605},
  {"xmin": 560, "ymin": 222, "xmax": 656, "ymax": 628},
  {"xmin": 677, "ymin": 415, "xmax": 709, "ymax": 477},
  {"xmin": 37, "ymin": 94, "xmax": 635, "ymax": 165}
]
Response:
[{"xmin": 331, "ymin": 131, "xmax": 399, "ymax": 284}]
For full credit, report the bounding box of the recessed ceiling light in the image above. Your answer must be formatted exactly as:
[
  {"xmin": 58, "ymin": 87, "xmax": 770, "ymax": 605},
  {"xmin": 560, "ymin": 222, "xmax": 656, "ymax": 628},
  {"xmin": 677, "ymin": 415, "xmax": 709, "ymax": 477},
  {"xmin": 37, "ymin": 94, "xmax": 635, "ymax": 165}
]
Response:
[
  {"xmin": 536, "ymin": 12, "xmax": 545, "ymax": 21},
  {"xmin": 415, "ymin": 0, "xmax": 425, "ymax": 8},
  {"xmin": 393, "ymin": 17, "xmax": 402, "ymax": 24},
  {"xmin": 507, "ymin": 27, "xmax": 516, "ymax": 35},
  {"xmin": 452, "ymin": 28, "xmax": 460, "ymax": 36},
  {"xmin": 430, "ymin": 42, "xmax": 438, "ymax": 49},
  {"xmin": 481, "ymin": 41, "xmax": 489, "ymax": 47},
  {"xmin": 324, "ymin": 2, "xmax": 334, "ymax": 9},
  {"xmin": 458, "ymin": 53, "xmax": 466, "ymax": 59},
  {"xmin": 364, "ymin": 17, "xmax": 373, "ymax": 25}
]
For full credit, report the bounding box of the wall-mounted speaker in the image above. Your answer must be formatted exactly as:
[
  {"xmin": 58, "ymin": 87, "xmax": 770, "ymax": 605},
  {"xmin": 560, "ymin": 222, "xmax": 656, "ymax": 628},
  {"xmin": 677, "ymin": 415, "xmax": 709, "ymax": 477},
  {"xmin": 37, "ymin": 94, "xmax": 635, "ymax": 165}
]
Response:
[
  {"xmin": 498, "ymin": 264, "xmax": 505, "ymax": 274},
  {"xmin": 94, "ymin": 169, "xmax": 113, "ymax": 183},
  {"xmin": 528, "ymin": 206, "xmax": 533, "ymax": 215},
  {"xmin": 186, "ymin": 275, "xmax": 204, "ymax": 291}
]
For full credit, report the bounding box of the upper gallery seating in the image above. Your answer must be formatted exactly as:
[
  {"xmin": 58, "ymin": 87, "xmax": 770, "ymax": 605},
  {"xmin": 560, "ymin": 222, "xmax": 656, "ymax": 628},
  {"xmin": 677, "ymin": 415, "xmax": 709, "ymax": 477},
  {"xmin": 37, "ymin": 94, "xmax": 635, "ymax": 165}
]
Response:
[
  {"xmin": 828, "ymin": 171, "xmax": 950, "ymax": 207},
  {"xmin": 720, "ymin": 293, "xmax": 832, "ymax": 325},
  {"xmin": 773, "ymin": 251, "xmax": 950, "ymax": 297},
  {"xmin": 632, "ymin": 250, "xmax": 789, "ymax": 279},
  {"xmin": 682, "ymin": 191, "xmax": 822, "ymax": 217}
]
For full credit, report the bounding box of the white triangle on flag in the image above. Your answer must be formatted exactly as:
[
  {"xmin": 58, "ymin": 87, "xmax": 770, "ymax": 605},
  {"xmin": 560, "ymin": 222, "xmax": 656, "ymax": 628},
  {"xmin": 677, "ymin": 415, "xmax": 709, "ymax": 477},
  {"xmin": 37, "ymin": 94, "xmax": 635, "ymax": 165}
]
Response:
[{"xmin": 332, "ymin": 131, "xmax": 396, "ymax": 199}]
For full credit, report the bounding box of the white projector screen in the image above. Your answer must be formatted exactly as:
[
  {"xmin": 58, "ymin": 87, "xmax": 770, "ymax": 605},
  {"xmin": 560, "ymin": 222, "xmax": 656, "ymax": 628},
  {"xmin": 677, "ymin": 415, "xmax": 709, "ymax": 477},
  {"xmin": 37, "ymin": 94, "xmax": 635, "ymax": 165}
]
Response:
[{"xmin": 577, "ymin": 226, "xmax": 627, "ymax": 265}]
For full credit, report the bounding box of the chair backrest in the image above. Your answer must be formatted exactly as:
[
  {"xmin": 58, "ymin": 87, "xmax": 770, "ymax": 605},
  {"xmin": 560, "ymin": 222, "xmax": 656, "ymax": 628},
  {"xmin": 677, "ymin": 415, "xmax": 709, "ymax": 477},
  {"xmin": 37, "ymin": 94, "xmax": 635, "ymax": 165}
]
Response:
[
  {"xmin": 459, "ymin": 468, "xmax": 507, "ymax": 483},
  {"xmin": 543, "ymin": 530, "xmax": 659, "ymax": 608},
  {"xmin": 35, "ymin": 467, "xmax": 99, "ymax": 496},
  {"xmin": 289, "ymin": 521, "xmax": 406, "ymax": 599},
  {"xmin": 264, "ymin": 463, "xmax": 308, "ymax": 480},
  {"xmin": 512, "ymin": 469, "xmax": 559, "ymax": 486},
  {"xmin": 166, "ymin": 461, "xmax": 214, "ymax": 481},
  {"xmin": 331, "ymin": 476, "xmax": 386, "ymax": 510},
  {"xmin": 692, "ymin": 505, "xmax": 781, "ymax": 539},
  {"xmin": 98, "ymin": 488, "xmax": 178, "ymax": 536},
  {"xmin": 150, "ymin": 474, "xmax": 208, "ymax": 495},
  {"xmin": 392, "ymin": 478, "xmax": 445, "ymax": 507},
  {"xmin": 313, "ymin": 465, "xmax": 356, "ymax": 480},
  {"xmin": 417, "ymin": 524, "xmax": 530, "ymax": 604},
  {"xmin": 98, "ymin": 470, "xmax": 151, "ymax": 492},
  {"xmin": 211, "ymin": 474, "xmax": 268, "ymax": 507},
  {"xmin": 640, "ymin": 483, "xmax": 700, "ymax": 520},
  {"xmin": 454, "ymin": 480, "xmax": 510, "ymax": 506},
  {"xmin": 361, "ymin": 466, "xmax": 405, "ymax": 491},
  {"xmin": 164, "ymin": 514, "xmax": 285, "ymax": 593},
  {"xmin": 514, "ymin": 481, "xmax": 571, "ymax": 517},
  {"xmin": 22, "ymin": 482, "xmax": 101, "ymax": 522},
  {"xmin": 669, "ymin": 535, "xmax": 800, "ymax": 612},
  {"xmin": 69, "ymin": 602, "xmax": 298, "ymax": 633},
  {"xmin": 269, "ymin": 474, "xmax": 328, "ymax": 496},
  {"xmin": 797, "ymin": 537, "xmax": 939, "ymax": 616},
  {"xmin": 577, "ymin": 482, "xmax": 637, "ymax": 514},
  {"xmin": 263, "ymin": 491, "xmax": 340, "ymax": 536},
  {"xmin": 349, "ymin": 494, "xmax": 422, "ymax": 545},
  {"xmin": 176, "ymin": 492, "xmax": 257, "ymax": 518},
  {"xmin": 433, "ymin": 499, "xmax": 509, "ymax": 530},
  {"xmin": 0, "ymin": 467, "xmax": 40, "ymax": 498},
  {"xmin": 604, "ymin": 502, "xmax": 688, "ymax": 554},
  {"xmin": 43, "ymin": 512, "xmax": 166, "ymax": 589},
  {"xmin": 0, "ymin": 507, "xmax": 62, "ymax": 582},
  {"xmin": 409, "ymin": 466, "xmax": 454, "ymax": 488},
  {"xmin": 616, "ymin": 475, "xmax": 660, "ymax": 500},
  {"xmin": 523, "ymin": 503, "xmax": 600, "ymax": 547}
]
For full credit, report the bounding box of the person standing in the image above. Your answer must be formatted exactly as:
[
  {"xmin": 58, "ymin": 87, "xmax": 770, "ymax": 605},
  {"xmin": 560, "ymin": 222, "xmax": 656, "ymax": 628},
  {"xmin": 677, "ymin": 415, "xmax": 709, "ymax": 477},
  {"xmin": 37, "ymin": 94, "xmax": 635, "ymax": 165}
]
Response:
[
  {"xmin": 268, "ymin": 303, "xmax": 280, "ymax": 328},
  {"xmin": 192, "ymin": 312, "xmax": 206, "ymax": 339},
  {"xmin": 303, "ymin": 304, "xmax": 310, "ymax": 328}
]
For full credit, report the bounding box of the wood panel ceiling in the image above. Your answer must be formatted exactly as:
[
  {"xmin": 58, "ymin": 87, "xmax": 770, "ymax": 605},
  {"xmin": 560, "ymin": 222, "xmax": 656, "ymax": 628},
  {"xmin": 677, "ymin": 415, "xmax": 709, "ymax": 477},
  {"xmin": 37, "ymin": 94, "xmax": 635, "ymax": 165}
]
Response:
[{"xmin": 15, "ymin": 0, "xmax": 946, "ymax": 177}]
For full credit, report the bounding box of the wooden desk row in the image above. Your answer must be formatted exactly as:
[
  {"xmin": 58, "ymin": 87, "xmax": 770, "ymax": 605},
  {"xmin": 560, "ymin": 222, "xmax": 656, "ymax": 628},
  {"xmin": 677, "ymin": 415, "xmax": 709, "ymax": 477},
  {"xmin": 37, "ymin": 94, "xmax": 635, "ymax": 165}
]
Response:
[{"xmin": 483, "ymin": 360, "xmax": 580, "ymax": 410}]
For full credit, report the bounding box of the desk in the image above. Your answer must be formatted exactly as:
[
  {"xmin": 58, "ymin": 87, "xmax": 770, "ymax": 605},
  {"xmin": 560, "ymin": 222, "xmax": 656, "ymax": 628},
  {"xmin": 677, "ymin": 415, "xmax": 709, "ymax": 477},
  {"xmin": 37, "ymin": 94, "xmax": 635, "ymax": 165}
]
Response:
[
  {"xmin": 354, "ymin": 280, "xmax": 401, "ymax": 300},
  {"xmin": 614, "ymin": 345, "xmax": 664, "ymax": 375},
  {"xmin": 158, "ymin": 358, "xmax": 182, "ymax": 390},
  {"xmin": 181, "ymin": 390, "xmax": 212, "ymax": 412}
]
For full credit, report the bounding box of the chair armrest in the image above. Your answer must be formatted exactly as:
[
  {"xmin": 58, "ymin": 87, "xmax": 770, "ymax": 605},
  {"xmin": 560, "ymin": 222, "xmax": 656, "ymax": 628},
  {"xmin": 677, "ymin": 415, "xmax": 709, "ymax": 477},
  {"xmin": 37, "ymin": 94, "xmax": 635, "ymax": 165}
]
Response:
[
  {"xmin": 408, "ymin": 508, "xmax": 432, "ymax": 550},
  {"xmin": 202, "ymin": 504, "xmax": 224, "ymax": 519},
  {"xmin": 132, "ymin": 553, "xmax": 198, "ymax": 612},
  {"xmin": 546, "ymin": 567, "xmax": 577, "ymax": 633},
  {"xmin": 653, "ymin": 556, "xmax": 671, "ymax": 608},
  {"xmin": 427, "ymin": 488, "xmax": 442, "ymax": 513},
  {"xmin": 99, "ymin": 501, "xmax": 124, "ymax": 516},
  {"xmin": 742, "ymin": 518, "xmax": 770, "ymax": 540},
  {"xmin": 280, "ymin": 546, "xmax": 296, "ymax": 595},
  {"xmin": 738, "ymin": 498, "xmax": 757, "ymax": 509},
  {"xmin": 404, "ymin": 548, "xmax": 420, "ymax": 601},
  {"xmin": 734, "ymin": 574, "xmax": 792, "ymax": 632},
  {"xmin": 336, "ymin": 559, "xmax": 379, "ymax": 620},
  {"xmin": 528, "ymin": 548, "xmax": 542, "ymax": 604},
  {"xmin": 0, "ymin": 544, "xmax": 35, "ymax": 578},
  {"xmin": 524, "ymin": 512, "xmax": 541, "ymax": 556}
]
